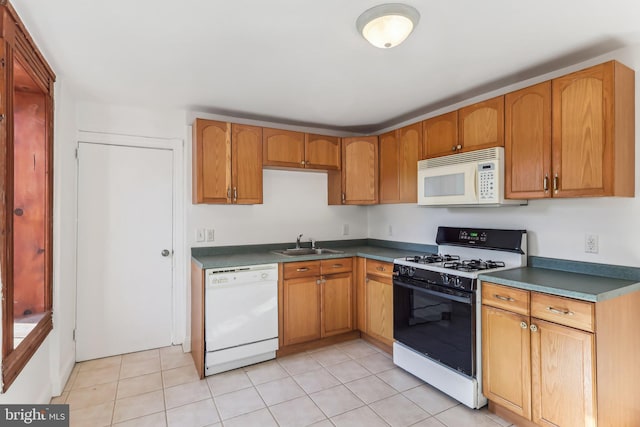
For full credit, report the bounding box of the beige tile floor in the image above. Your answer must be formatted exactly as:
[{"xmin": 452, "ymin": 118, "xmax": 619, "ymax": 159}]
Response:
[{"xmin": 52, "ymin": 339, "xmax": 514, "ymax": 427}]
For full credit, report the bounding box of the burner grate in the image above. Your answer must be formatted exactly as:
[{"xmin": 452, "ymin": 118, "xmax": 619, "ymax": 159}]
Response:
[{"xmin": 443, "ymin": 259, "xmax": 506, "ymax": 272}]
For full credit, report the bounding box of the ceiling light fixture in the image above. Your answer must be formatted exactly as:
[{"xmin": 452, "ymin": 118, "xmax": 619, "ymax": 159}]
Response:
[{"xmin": 356, "ymin": 3, "xmax": 420, "ymax": 49}]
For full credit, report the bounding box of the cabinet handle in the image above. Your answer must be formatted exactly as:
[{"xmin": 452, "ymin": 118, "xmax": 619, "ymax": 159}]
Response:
[
  {"xmin": 341, "ymin": 193, "xmax": 346, "ymax": 204},
  {"xmin": 227, "ymin": 187, "xmax": 231, "ymax": 199},
  {"xmin": 456, "ymin": 144, "xmax": 462, "ymax": 150},
  {"xmin": 547, "ymin": 306, "xmax": 574, "ymax": 316},
  {"xmin": 451, "ymin": 146, "xmax": 456, "ymax": 151},
  {"xmin": 233, "ymin": 187, "xmax": 238, "ymax": 202},
  {"xmin": 316, "ymin": 279, "xmax": 322, "ymax": 285},
  {"xmin": 553, "ymin": 174, "xmax": 559, "ymax": 193},
  {"xmin": 520, "ymin": 321, "xmax": 528, "ymax": 329},
  {"xmin": 300, "ymin": 160, "xmax": 306, "ymax": 165},
  {"xmin": 494, "ymin": 294, "xmax": 515, "ymax": 302},
  {"xmin": 376, "ymin": 266, "xmax": 385, "ymax": 271},
  {"xmin": 332, "ymin": 264, "xmax": 343, "ymax": 268},
  {"xmin": 296, "ymin": 267, "xmax": 310, "ymax": 272},
  {"xmin": 530, "ymin": 324, "xmax": 538, "ymax": 332},
  {"xmin": 543, "ymin": 175, "xmax": 549, "ymax": 192}
]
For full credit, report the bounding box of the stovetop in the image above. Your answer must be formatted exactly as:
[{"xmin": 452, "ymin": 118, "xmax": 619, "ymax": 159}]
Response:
[{"xmin": 393, "ymin": 226, "xmax": 528, "ymax": 290}]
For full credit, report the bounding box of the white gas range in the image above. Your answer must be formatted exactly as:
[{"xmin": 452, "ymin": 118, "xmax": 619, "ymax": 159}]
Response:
[{"xmin": 392, "ymin": 226, "xmax": 527, "ymax": 409}]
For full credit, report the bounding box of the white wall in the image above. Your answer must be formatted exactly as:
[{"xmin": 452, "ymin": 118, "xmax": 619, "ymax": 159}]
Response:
[{"xmin": 368, "ymin": 45, "xmax": 640, "ymax": 268}]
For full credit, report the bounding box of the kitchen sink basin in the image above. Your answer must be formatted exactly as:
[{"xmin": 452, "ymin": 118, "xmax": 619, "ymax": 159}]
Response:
[{"xmin": 272, "ymin": 248, "xmax": 344, "ymax": 256}]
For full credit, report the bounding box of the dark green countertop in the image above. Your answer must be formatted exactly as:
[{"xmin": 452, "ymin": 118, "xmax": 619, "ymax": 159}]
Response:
[
  {"xmin": 479, "ymin": 267, "xmax": 640, "ymax": 302},
  {"xmin": 191, "ymin": 239, "xmax": 436, "ymax": 269}
]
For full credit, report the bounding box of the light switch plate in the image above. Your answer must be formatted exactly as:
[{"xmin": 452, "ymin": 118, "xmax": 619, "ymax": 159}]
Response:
[
  {"xmin": 206, "ymin": 229, "xmax": 215, "ymax": 242},
  {"xmin": 196, "ymin": 229, "xmax": 205, "ymax": 242}
]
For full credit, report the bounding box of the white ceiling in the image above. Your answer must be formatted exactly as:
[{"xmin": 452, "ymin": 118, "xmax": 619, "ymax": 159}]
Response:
[{"xmin": 12, "ymin": 0, "xmax": 640, "ymax": 133}]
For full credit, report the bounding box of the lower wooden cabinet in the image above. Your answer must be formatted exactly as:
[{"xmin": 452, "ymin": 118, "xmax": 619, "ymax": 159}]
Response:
[
  {"xmin": 482, "ymin": 281, "xmax": 639, "ymax": 427},
  {"xmin": 281, "ymin": 258, "xmax": 354, "ymax": 347},
  {"xmin": 363, "ymin": 260, "xmax": 394, "ymax": 347}
]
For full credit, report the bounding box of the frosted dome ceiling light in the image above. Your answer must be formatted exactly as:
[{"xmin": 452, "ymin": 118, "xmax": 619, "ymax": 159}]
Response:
[{"xmin": 356, "ymin": 3, "xmax": 420, "ymax": 49}]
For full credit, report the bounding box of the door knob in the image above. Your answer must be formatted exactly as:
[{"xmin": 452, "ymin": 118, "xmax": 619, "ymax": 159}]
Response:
[{"xmin": 161, "ymin": 249, "xmax": 171, "ymax": 257}]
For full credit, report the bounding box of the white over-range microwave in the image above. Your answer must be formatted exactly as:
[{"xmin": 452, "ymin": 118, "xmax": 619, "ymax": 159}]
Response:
[{"xmin": 417, "ymin": 147, "xmax": 526, "ymax": 207}]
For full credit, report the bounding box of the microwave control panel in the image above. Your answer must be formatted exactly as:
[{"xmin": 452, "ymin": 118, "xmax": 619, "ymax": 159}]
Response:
[{"xmin": 478, "ymin": 162, "xmax": 497, "ymax": 201}]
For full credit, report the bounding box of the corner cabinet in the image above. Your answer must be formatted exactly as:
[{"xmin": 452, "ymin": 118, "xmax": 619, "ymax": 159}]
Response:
[
  {"xmin": 379, "ymin": 123, "xmax": 421, "ymax": 204},
  {"xmin": 192, "ymin": 119, "xmax": 263, "ymax": 204},
  {"xmin": 482, "ymin": 281, "xmax": 640, "ymax": 427},
  {"xmin": 328, "ymin": 136, "xmax": 378, "ymax": 205}
]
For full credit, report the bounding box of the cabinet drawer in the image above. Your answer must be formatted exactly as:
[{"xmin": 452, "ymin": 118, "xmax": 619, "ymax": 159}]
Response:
[
  {"xmin": 531, "ymin": 293, "xmax": 594, "ymax": 332},
  {"xmin": 482, "ymin": 282, "xmax": 530, "ymax": 316},
  {"xmin": 283, "ymin": 261, "xmax": 321, "ymax": 279},
  {"xmin": 366, "ymin": 260, "xmax": 393, "ymax": 278},
  {"xmin": 321, "ymin": 257, "xmax": 352, "ymax": 275}
]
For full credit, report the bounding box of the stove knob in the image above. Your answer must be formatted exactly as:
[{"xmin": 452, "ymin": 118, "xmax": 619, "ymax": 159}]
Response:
[
  {"xmin": 454, "ymin": 278, "xmax": 462, "ymax": 288},
  {"xmin": 408, "ymin": 267, "xmax": 415, "ymax": 277},
  {"xmin": 399, "ymin": 266, "xmax": 408, "ymax": 276},
  {"xmin": 440, "ymin": 274, "xmax": 449, "ymax": 285}
]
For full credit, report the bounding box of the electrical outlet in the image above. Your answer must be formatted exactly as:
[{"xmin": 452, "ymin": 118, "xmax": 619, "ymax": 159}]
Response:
[
  {"xmin": 585, "ymin": 233, "xmax": 599, "ymax": 254},
  {"xmin": 196, "ymin": 228, "xmax": 205, "ymax": 242},
  {"xmin": 342, "ymin": 224, "xmax": 349, "ymax": 236},
  {"xmin": 388, "ymin": 225, "xmax": 393, "ymax": 236},
  {"xmin": 206, "ymin": 228, "xmax": 215, "ymax": 242}
]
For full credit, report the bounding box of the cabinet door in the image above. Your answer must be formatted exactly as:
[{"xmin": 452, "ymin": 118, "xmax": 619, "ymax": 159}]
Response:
[
  {"xmin": 458, "ymin": 96, "xmax": 505, "ymax": 152},
  {"xmin": 482, "ymin": 305, "xmax": 531, "ymax": 420},
  {"xmin": 305, "ymin": 134, "xmax": 341, "ymax": 170},
  {"xmin": 551, "ymin": 61, "xmax": 635, "ymax": 198},
  {"xmin": 378, "ymin": 130, "xmax": 400, "ymax": 203},
  {"xmin": 192, "ymin": 119, "xmax": 231, "ymax": 204},
  {"xmin": 342, "ymin": 136, "xmax": 379, "ymax": 204},
  {"xmin": 231, "ymin": 124, "xmax": 263, "ymax": 204},
  {"xmin": 505, "ymin": 82, "xmax": 552, "ymax": 199},
  {"xmin": 321, "ymin": 272, "xmax": 353, "ymax": 337},
  {"xmin": 262, "ymin": 127, "xmax": 305, "ymax": 168},
  {"xmin": 398, "ymin": 123, "xmax": 422, "ymax": 202},
  {"xmin": 422, "ymin": 111, "xmax": 459, "ymax": 158},
  {"xmin": 366, "ymin": 276, "xmax": 393, "ymax": 346},
  {"xmin": 283, "ymin": 277, "xmax": 321, "ymax": 346},
  {"xmin": 530, "ymin": 319, "xmax": 596, "ymax": 427}
]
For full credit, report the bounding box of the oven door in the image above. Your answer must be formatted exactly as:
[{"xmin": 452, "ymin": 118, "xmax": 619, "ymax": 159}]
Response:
[{"xmin": 393, "ymin": 278, "xmax": 476, "ymax": 377}]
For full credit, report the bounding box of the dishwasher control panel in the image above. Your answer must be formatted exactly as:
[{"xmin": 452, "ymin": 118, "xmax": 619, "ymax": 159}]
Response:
[{"xmin": 206, "ymin": 263, "xmax": 278, "ymax": 287}]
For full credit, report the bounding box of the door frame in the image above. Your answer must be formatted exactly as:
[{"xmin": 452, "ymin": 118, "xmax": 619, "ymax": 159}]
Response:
[{"xmin": 75, "ymin": 131, "xmax": 186, "ymax": 348}]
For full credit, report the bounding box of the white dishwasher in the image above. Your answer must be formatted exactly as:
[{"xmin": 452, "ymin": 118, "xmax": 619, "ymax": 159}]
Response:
[{"xmin": 205, "ymin": 263, "xmax": 279, "ymax": 376}]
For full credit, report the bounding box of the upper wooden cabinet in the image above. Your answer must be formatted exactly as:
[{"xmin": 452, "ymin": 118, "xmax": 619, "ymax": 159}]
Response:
[
  {"xmin": 192, "ymin": 119, "xmax": 263, "ymax": 204},
  {"xmin": 262, "ymin": 128, "xmax": 341, "ymax": 170},
  {"xmin": 506, "ymin": 61, "xmax": 635, "ymax": 199},
  {"xmin": 379, "ymin": 123, "xmax": 422, "ymax": 203},
  {"xmin": 551, "ymin": 61, "xmax": 634, "ymax": 198},
  {"xmin": 305, "ymin": 134, "xmax": 341, "ymax": 170},
  {"xmin": 262, "ymin": 128, "xmax": 305, "ymax": 168},
  {"xmin": 329, "ymin": 136, "xmax": 379, "ymax": 205},
  {"xmin": 422, "ymin": 111, "xmax": 459, "ymax": 159},
  {"xmin": 458, "ymin": 95, "xmax": 505, "ymax": 152},
  {"xmin": 505, "ymin": 82, "xmax": 552, "ymax": 199}
]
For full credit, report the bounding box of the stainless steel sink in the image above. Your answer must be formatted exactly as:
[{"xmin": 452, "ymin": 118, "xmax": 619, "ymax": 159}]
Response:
[{"xmin": 272, "ymin": 248, "xmax": 344, "ymax": 256}]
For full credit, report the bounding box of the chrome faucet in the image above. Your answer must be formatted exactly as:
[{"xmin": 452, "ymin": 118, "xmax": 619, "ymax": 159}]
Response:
[{"xmin": 296, "ymin": 234, "xmax": 303, "ymax": 249}]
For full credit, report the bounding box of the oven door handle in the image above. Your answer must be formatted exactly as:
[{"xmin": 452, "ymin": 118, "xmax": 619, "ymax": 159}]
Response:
[{"xmin": 393, "ymin": 280, "xmax": 473, "ymax": 305}]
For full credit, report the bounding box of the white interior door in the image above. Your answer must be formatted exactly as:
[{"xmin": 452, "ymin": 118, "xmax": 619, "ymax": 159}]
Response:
[{"xmin": 76, "ymin": 142, "xmax": 174, "ymax": 361}]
